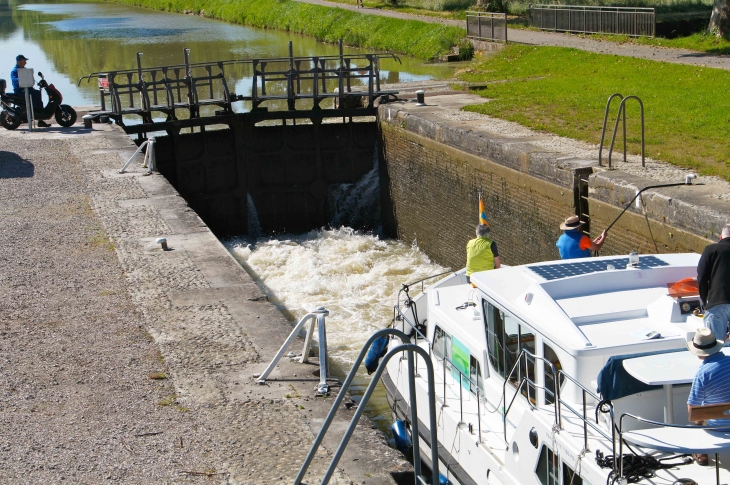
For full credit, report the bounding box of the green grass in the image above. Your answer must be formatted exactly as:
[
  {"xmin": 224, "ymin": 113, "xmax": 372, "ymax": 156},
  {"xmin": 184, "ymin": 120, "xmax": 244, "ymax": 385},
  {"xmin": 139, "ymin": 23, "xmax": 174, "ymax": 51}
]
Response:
[
  {"xmin": 105, "ymin": 0, "xmax": 465, "ymax": 59},
  {"xmin": 458, "ymin": 44, "xmax": 730, "ymax": 180}
]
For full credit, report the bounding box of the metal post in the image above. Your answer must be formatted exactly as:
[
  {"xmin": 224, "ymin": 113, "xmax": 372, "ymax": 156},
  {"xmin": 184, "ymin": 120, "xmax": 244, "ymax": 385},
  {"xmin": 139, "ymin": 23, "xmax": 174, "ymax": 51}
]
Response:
[
  {"xmin": 287, "ymin": 41, "xmax": 295, "ymax": 111},
  {"xmin": 24, "ymin": 88, "xmax": 33, "ymax": 132},
  {"xmin": 315, "ymin": 308, "xmax": 329, "ymax": 395},
  {"xmin": 598, "ymin": 93, "xmax": 623, "ymax": 166},
  {"xmin": 582, "ymin": 390, "xmax": 588, "ymax": 451},
  {"xmin": 136, "ymin": 52, "xmax": 144, "ymax": 83}
]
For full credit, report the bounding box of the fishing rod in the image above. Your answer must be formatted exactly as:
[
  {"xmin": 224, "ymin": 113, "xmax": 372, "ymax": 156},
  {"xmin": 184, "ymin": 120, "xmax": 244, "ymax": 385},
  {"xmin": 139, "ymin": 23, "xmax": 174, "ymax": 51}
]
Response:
[{"xmin": 604, "ymin": 174, "xmax": 698, "ymax": 233}]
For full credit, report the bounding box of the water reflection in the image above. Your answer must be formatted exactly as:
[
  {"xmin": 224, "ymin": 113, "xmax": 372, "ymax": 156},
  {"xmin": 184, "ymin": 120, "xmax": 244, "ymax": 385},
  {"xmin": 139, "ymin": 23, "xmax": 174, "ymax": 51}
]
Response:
[{"xmin": 1, "ymin": 0, "xmax": 453, "ymax": 107}]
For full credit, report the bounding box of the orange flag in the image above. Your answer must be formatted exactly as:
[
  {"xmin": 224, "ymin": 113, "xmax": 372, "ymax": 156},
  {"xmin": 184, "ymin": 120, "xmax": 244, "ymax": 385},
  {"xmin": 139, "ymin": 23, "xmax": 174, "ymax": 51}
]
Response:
[{"xmin": 479, "ymin": 194, "xmax": 489, "ymax": 226}]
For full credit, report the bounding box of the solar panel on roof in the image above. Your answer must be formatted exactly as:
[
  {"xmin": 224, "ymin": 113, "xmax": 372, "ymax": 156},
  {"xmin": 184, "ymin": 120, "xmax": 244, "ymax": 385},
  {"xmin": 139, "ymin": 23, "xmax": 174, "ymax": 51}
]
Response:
[{"xmin": 527, "ymin": 255, "xmax": 669, "ymax": 281}]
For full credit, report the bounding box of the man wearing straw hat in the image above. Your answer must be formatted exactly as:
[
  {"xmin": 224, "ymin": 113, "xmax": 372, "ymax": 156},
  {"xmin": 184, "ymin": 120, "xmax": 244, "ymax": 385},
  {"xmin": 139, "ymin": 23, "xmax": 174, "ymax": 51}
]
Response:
[
  {"xmin": 687, "ymin": 327, "xmax": 730, "ymax": 465},
  {"xmin": 556, "ymin": 215, "xmax": 607, "ymax": 260}
]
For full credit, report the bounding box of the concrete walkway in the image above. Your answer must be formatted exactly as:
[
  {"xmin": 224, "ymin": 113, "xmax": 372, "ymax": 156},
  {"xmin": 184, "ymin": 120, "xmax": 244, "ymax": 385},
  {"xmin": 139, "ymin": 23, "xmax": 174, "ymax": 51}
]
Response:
[
  {"xmin": 296, "ymin": 0, "xmax": 730, "ymax": 70},
  {"xmin": 0, "ymin": 123, "xmax": 409, "ymax": 484}
]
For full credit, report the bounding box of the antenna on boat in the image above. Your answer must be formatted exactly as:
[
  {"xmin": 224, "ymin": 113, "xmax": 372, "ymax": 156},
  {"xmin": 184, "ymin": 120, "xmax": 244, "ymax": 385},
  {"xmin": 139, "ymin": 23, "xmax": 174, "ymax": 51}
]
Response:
[{"xmin": 604, "ymin": 175, "xmax": 699, "ymax": 233}]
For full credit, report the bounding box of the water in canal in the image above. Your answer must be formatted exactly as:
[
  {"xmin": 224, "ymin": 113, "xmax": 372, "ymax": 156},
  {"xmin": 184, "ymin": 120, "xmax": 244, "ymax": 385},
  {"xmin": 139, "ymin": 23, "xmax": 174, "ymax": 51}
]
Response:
[{"xmin": 0, "ymin": 0, "xmax": 454, "ymax": 108}]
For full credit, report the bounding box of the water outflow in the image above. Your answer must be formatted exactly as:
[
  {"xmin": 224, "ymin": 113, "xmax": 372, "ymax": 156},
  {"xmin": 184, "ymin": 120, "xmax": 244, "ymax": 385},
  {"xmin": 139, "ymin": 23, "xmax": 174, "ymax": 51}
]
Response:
[
  {"xmin": 227, "ymin": 228, "xmax": 446, "ymax": 367},
  {"xmin": 246, "ymin": 193, "xmax": 263, "ymax": 238},
  {"xmin": 330, "ymin": 147, "xmax": 381, "ymax": 233}
]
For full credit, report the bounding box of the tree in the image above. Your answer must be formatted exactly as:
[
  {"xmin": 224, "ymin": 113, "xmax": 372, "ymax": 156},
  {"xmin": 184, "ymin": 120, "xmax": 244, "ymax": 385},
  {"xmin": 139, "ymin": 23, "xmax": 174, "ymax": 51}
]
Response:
[{"xmin": 708, "ymin": 0, "xmax": 730, "ymax": 38}]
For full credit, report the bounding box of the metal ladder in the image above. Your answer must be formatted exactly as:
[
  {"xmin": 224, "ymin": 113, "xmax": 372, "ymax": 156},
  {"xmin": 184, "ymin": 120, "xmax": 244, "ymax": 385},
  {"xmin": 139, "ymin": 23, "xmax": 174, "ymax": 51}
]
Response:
[
  {"xmin": 598, "ymin": 93, "xmax": 645, "ymax": 168},
  {"xmin": 294, "ymin": 327, "xmax": 441, "ymax": 485}
]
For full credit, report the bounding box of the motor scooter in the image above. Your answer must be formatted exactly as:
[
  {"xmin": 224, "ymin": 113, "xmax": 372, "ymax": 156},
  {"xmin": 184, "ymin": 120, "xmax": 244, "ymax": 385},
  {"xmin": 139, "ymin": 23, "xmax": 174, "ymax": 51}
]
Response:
[{"xmin": 0, "ymin": 72, "xmax": 77, "ymax": 130}]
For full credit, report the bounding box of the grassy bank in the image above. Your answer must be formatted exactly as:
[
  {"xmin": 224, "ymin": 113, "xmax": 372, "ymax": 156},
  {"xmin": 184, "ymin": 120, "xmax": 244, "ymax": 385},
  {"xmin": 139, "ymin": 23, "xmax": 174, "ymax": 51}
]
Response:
[
  {"xmin": 104, "ymin": 0, "xmax": 465, "ymax": 60},
  {"xmin": 459, "ymin": 45, "xmax": 730, "ymax": 181}
]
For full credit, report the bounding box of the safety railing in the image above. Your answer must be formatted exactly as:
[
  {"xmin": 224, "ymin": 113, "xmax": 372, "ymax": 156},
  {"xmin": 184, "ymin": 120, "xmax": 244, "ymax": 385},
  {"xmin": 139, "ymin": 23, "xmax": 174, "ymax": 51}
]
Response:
[
  {"xmin": 618, "ymin": 414, "xmax": 727, "ymax": 485},
  {"xmin": 598, "ymin": 93, "xmax": 645, "ymax": 168},
  {"xmin": 466, "ymin": 11, "xmax": 508, "ymax": 43},
  {"xmin": 528, "ymin": 5, "xmax": 655, "ymax": 37},
  {"xmin": 78, "ymin": 41, "xmax": 401, "ymax": 126},
  {"xmin": 119, "ymin": 136, "xmax": 157, "ymax": 174},
  {"xmin": 295, "ymin": 328, "xmax": 440, "ymax": 485},
  {"xmin": 256, "ymin": 307, "xmax": 331, "ymax": 396}
]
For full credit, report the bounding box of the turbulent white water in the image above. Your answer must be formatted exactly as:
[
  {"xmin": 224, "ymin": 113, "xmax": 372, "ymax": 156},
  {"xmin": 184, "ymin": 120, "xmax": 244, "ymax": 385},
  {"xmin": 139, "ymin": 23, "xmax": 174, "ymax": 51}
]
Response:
[{"xmin": 227, "ymin": 227, "xmax": 447, "ymax": 367}]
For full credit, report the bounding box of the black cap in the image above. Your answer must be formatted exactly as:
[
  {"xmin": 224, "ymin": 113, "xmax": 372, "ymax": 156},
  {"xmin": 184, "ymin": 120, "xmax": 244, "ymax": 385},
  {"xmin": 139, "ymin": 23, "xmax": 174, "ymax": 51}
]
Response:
[{"xmin": 16, "ymin": 55, "xmax": 28, "ymax": 61}]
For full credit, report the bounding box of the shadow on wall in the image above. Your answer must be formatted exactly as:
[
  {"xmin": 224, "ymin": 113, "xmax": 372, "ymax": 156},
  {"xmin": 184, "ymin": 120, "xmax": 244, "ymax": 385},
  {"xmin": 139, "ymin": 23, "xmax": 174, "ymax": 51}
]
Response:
[{"xmin": 0, "ymin": 152, "xmax": 34, "ymax": 178}]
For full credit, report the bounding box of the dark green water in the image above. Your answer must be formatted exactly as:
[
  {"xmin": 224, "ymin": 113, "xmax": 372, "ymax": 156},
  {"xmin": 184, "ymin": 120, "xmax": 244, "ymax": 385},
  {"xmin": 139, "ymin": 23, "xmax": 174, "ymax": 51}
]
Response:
[{"xmin": 0, "ymin": 0, "xmax": 454, "ymax": 107}]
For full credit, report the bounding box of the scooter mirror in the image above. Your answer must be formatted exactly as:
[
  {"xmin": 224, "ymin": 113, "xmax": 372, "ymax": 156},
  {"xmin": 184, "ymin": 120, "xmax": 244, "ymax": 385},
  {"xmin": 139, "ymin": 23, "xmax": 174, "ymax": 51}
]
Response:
[{"xmin": 38, "ymin": 72, "xmax": 44, "ymax": 79}]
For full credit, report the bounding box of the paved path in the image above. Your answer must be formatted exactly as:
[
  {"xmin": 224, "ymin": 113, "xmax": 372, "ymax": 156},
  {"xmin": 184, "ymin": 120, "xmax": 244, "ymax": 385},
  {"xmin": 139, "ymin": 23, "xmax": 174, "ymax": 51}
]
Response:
[
  {"xmin": 296, "ymin": 0, "xmax": 730, "ymax": 70},
  {"xmin": 0, "ymin": 123, "xmax": 409, "ymax": 484}
]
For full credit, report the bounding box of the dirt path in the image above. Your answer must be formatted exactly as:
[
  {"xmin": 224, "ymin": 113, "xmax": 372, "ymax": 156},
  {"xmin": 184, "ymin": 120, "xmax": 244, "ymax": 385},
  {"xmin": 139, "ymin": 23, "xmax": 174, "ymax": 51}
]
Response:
[{"xmin": 295, "ymin": 0, "xmax": 730, "ymax": 70}]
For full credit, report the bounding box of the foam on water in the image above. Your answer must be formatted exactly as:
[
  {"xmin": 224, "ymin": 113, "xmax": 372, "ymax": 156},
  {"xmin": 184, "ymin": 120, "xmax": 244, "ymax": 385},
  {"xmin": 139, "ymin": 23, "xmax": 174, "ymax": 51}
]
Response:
[{"xmin": 227, "ymin": 227, "xmax": 447, "ymax": 366}]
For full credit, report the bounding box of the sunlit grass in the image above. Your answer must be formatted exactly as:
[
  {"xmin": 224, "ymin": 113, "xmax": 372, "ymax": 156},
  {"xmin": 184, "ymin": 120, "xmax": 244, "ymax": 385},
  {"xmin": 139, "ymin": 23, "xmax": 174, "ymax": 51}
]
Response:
[{"xmin": 458, "ymin": 44, "xmax": 730, "ymax": 180}]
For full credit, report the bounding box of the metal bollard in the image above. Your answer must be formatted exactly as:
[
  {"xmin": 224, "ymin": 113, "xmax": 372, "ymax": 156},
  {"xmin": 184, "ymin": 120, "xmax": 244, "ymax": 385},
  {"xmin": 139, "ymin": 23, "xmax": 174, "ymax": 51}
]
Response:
[
  {"xmin": 82, "ymin": 115, "xmax": 94, "ymax": 129},
  {"xmin": 415, "ymin": 90, "xmax": 426, "ymax": 106}
]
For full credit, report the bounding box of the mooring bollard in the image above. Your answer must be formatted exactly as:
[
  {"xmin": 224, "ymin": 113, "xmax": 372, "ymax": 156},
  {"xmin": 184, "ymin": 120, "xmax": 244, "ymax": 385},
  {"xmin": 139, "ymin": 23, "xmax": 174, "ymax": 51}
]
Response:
[
  {"xmin": 82, "ymin": 115, "xmax": 94, "ymax": 129},
  {"xmin": 416, "ymin": 90, "xmax": 426, "ymax": 106}
]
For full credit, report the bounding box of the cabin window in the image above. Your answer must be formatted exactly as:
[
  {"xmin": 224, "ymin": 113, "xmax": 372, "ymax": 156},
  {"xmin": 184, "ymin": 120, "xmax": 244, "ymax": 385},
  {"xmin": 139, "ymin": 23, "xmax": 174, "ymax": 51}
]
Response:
[
  {"xmin": 433, "ymin": 326, "xmax": 452, "ymax": 369},
  {"xmin": 470, "ymin": 354, "xmax": 484, "ymax": 395},
  {"xmin": 483, "ymin": 299, "xmax": 536, "ymax": 398},
  {"xmin": 483, "ymin": 300, "xmax": 505, "ymax": 377},
  {"xmin": 562, "ymin": 462, "xmax": 583, "ymax": 485},
  {"xmin": 543, "ymin": 342, "xmax": 565, "ymax": 405},
  {"xmin": 536, "ymin": 445, "xmax": 559, "ymax": 485}
]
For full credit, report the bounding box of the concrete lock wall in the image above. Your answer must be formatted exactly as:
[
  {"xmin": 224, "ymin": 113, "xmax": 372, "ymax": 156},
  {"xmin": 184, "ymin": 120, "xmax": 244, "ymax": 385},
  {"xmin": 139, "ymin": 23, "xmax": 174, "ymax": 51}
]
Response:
[
  {"xmin": 154, "ymin": 119, "xmax": 377, "ymax": 235},
  {"xmin": 377, "ymin": 100, "xmax": 724, "ymax": 270}
]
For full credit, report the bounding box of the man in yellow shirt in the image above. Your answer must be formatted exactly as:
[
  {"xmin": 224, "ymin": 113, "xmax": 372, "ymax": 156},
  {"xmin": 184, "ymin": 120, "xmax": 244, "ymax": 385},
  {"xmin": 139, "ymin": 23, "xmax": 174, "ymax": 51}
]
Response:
[{"xmin": 466, "ymin": 224, "xmax": 501, "ymax": 282}]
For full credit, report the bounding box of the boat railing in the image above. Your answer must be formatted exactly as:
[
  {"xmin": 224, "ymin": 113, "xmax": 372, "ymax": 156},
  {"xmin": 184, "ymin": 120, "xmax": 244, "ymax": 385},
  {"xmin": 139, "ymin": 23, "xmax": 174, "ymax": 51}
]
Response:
[
  {"xmin": 502, "ymin": 349, "xmax": 559, "ymax": 447},
  {"xmin": 502, "ymin": 350, "xmax": 617, "ymax": 461},
  {"xmin": 557, "ymin": 370, "xmax": 616, "ymax": 468},
  {"xmin": 393, "ymin": 302, "xmax": 430, "ymax": 343},
  {"xmin": 618, "ymin": 413, "xmax": 728, "ymax": 484}
]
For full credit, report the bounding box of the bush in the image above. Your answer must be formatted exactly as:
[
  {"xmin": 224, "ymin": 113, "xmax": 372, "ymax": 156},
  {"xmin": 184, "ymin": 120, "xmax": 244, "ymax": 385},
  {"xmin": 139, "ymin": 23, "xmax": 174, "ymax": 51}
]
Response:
[{"xmin": 458, "ymin": 39, "xmax": 475, "ymax": 60}]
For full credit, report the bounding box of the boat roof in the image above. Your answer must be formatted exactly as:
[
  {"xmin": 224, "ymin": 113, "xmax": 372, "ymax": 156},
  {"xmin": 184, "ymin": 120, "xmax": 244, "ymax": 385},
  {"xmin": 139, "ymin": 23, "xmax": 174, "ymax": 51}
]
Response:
[{"xmin": 469, "ymin": 253, "xmax": 701, "ymax": 356}]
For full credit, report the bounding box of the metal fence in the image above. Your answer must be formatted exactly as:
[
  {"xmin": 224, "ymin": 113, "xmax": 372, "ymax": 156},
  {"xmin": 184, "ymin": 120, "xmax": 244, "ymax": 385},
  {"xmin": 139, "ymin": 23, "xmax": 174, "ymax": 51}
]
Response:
[
  {"xmin": 466, "ymin": 11, "xmax": 508, "ymax": 42},
  {"xmin": 528, "ymin": 5, "xmax": 655, "ymax": 37}
]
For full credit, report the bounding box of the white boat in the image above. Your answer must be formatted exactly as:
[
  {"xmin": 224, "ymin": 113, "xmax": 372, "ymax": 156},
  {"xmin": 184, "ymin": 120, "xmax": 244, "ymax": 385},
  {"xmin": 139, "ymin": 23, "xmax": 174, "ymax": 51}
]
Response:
[{"xmin": 382, "ymin": 252, "xmax": 730, "ymax": 485}]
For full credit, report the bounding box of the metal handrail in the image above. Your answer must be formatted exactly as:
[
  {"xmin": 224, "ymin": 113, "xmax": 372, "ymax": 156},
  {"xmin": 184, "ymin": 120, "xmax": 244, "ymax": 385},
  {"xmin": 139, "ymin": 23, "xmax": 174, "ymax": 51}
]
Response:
[
  {"xmin": 618, "ymin": 413, "xmax": 730, "ymax": 484},
  {"xmin": 598, "ymin": 93, "xmax": 624, "ymax": 167},
  {"xmin": 294, "ymin": 328, "xmax": 440, "ymax": 485},
  {"xmin": 502, "ymin": 349, "xmax": 559, "ymax": 445},
  {"xmin": 608, "ymin": 95, "xmax": 645, "ymax": 168},
  {"xmin": 528, "ymin": 4, "xmax": 655, "ymax": 37}
]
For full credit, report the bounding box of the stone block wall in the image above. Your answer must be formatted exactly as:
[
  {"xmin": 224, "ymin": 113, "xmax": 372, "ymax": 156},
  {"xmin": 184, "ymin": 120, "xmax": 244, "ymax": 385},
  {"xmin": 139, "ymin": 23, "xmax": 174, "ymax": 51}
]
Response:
[{"xmin": 380, "ymin": 122, "xmax": 579, "ymax": 270}]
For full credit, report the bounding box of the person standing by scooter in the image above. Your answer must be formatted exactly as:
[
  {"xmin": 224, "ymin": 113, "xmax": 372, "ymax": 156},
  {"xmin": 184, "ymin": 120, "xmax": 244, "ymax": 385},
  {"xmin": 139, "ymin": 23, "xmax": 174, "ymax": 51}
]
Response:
[{"xmin": 10, "ymin": 55, "xmax": 50, "ymax": 127}]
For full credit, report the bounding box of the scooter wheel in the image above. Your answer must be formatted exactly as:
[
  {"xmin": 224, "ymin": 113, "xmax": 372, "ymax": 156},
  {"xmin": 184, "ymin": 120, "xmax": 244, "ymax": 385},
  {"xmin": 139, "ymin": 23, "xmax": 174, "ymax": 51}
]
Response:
[
  {"xmin": 55, "ymin": 105, "xmax": 77, "ymax": 127},
  {"xmin": 1, "ymin": 110, "xmax": 21, "ymax": 130}
]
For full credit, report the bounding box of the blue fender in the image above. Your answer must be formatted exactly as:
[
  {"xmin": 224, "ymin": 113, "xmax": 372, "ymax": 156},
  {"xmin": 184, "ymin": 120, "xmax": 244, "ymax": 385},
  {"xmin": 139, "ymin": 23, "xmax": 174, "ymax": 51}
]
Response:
[
  {"xmin": 364, "ymin": 335, "xmax": 389, "ymax": 374},
  {"xmin": 390, "ymin": 420, "xmax": 413, "ymax": 457}
]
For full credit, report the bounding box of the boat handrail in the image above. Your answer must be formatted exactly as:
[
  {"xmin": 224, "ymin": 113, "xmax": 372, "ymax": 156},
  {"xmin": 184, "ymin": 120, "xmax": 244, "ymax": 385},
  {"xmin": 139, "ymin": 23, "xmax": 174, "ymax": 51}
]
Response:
[
  {"xmin": 502, "ymin": 349, "xmax": 560, "ymax": 446},
  {"xmin": 618, "ymin": 413, "xmax": 730, "ymax": 484},
  {"xmin": 557, "ymin": 370, "xmax": 616, "ymax": 465},
  {"xmin": 398, "ymin": 270, "xmax": 456, "ymax": 297}
]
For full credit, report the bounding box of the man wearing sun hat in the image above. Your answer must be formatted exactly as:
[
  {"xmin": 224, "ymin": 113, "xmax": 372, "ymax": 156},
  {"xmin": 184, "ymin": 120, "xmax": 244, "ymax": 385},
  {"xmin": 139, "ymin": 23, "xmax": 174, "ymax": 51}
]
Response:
[
  {"xmin": 555, "ymin": 215, "xmax": 607, "ymax": 260},
  {"xmin": 687, "ymin": 327, "xmax": 730, "ymax": 465}
]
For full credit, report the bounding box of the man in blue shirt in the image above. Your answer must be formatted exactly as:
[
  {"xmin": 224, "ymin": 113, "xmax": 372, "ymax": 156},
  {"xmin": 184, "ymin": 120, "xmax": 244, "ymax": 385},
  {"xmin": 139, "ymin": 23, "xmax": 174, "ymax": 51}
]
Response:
[
  {"xmin": 687, "ymin": 327, "xmax": 730, "ymax": 465},
  {"xmin": 10, "ymin": 55, "xmax": 48, "ymax": 126},
  {"xmin": 556, "ymin": 215, "xmax": 607, "ymax": 260}
]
